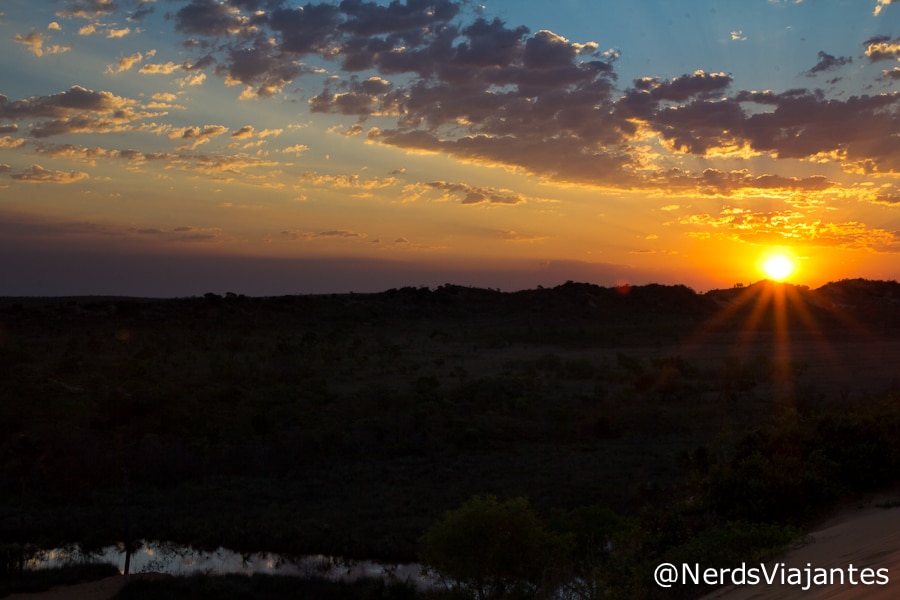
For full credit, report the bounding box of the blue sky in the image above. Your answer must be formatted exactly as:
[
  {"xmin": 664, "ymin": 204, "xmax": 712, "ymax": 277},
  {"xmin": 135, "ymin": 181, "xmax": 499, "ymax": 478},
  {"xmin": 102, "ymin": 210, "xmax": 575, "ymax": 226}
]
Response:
[{"xmin": 1, "ymin": 0, "xmax": 899, "ymax": 296}]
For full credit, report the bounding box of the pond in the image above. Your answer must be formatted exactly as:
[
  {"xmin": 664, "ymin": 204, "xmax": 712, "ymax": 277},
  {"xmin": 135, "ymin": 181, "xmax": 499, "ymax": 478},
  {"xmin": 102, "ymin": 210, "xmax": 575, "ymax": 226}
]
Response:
[{"xmin": 28, "ymin": 541, "xmax": 433, "ymax": 588}]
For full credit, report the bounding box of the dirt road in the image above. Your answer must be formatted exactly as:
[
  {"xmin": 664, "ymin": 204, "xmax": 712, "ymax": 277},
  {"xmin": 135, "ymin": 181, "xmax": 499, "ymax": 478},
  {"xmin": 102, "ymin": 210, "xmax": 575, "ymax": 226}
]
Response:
[{"xmin": 701, "ymin": 492, "xmax": 900, "ymax": 599}]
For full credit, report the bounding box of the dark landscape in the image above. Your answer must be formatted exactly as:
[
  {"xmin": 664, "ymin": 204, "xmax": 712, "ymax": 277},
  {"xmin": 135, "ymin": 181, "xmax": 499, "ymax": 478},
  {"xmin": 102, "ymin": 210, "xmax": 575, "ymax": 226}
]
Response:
[{"xmin": 2, "ymin": 278, "xmax": 900, "ymax": 599}]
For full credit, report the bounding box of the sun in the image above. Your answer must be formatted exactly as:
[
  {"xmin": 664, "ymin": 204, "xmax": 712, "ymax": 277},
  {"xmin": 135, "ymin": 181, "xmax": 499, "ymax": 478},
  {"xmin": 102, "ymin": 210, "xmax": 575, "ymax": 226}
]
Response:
[{"xmin": 761, "ymin": 253, "xmax": 795, "ymax": 281}]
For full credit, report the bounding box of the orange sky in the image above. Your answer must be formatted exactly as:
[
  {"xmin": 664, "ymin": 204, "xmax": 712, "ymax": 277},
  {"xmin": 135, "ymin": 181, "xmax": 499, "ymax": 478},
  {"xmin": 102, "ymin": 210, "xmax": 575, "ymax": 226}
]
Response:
[{"xmin": 1, "ymin": 0, "xmax": 899, "ymax": 296}]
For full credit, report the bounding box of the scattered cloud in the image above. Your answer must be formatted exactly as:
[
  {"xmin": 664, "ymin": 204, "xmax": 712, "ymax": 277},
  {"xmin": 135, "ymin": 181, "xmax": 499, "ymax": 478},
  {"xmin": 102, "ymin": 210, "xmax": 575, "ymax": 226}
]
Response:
[
  {"xmin": 676, "ymin": 206, "xmax": 900, "ymax": 251},
  {"xmin": 0, "ymin": 86, "xmax": 166, "ymax": 138},
  {"xmin": 14, "ymin": 30, "xmax": 71, "ymax": 56},
  {"xmin": 298, "ymin": 172, "xmax": 398, "ymax": 189},
  {"xmin": 499, "ymin": 230, "xmax": 549, "ymax": 242},
  {"xmin": 139, "ymin": 61, "xmax": 182, "ymax": 75},
  {"xmin": 106, "ymin": 26, "xmax": 132, "ymax": 38},
  {"xmin": 3, "ymin": 0, "xmax": 899, "ymax": 209},
  {"xmin": 404, "ymin": 181, "xmax": 528, "ymax": 205},
  {"xmin": 874, "ymin": 0, "xmax": 897, "ymax": 16},
  {"xmin": 167, "ymin": 124, "xmax": 228, "ymax": 150},
  {"xmin": 54, "ymin": 0, "xmax": 118, "ymax": 20},
  {"xmin": 281, "ymin": 229, "xmax": 367, "ymax": 241},
  {"xmin": 8, "ymin": 164, "xmax": 89, "ymax": 184},
  {"xmin": 0, "ymin": 135, "xmax": 25, "ymax": 149},
  {"xmin": 106, "ymin": 51, "xmax": 145, "ymax": 73}
]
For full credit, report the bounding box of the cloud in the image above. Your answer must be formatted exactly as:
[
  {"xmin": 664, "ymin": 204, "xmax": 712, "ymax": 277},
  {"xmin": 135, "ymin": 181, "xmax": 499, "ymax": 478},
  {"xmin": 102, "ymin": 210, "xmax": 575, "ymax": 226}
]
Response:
[
  {"xmin": 874, "ymin": 0, "xmax": 897, "ymax": 16},
  {"xmin": 806, "ymin": 50, "xmax": 852, "ymax": 74},
  {"xmin": 32, "ymin": 142, "xmax": 111, "ymax": 164},
  {"xmin": 25, "ymin": 140, "xmax": 285, "ymax": 185},
  {"xmin": 653, "ymin": 168, "xmax": 832, "ymax": 196},
  {"xmin": 1, "ymin": 85, "xmax": 136, "ymax": 119},
  {"xmin": 298, "ymin": 171, "xmax": 397, "ymax": 189},
  {"xmin": 676, "ymin": 206, "xmax": 900, "ymax": 251},
  {"xmin": 129, "ymin": 3, "xmax": 155, "ymax": 21},
  {"xmin": 405, "ymin": 181, "xmax": 527, "ymax": 205},
  {"xmin": 106, "ymin": 0, "xmax": 890, "ymax": 195},
  {"xmin": 14, "ymin": 30, "xmax": 71, "ymax": 56},
  {"xmin": 217, "ymin": 37, "xmax": 313, "ymax": 98},
  {"xmin": 12, "ymin": 0, "xmax": 899, "ymax": 199},
  {"xmin": 9, "ymin": 164, "xmax": 89, "ymax": 184},
  {"xmin": 167, "ymin": 124, "xmax": 228, "ymax": 149},
  {"xmin": 0, "ymin": 135, "xmax": 25, "ymax": 149},
  {"xmin": 106, "ymin": 51, "xmax": 145, "ymax": 73},
  {"xmin": 0, "ymin": 86, "xmax": 166, "ymax": 138},
  {"xmin": 499, "ymin": 230, "xmax": 548, "ymax": 242},
  {"xmin": 139, "ymin": 61, "xmax": 182, "ymax": 74},
  {"xmin": 864, "ymin": 36, "xmax": 900, "ymax": 62},
  {"xmin": 231, "ymin": 125, "xmax": 255, "ymax": 139},
  {"xmin": 280, "ymin": 229, "xmax": 367, "ymax": 241},
  {"xmin": 174, "ymin": 0, "xmax": 262, "ymax": 37},
  {"xmin": 54, "ymin": 0, "xmax": 118, "ymax": 19},
  {"xmin": 308, "ymin": 76, "xmax": 398, "ymax": 117},
  {"xmin": 106, "ymin": 26, "xmax": 131, "ymax": 38}
]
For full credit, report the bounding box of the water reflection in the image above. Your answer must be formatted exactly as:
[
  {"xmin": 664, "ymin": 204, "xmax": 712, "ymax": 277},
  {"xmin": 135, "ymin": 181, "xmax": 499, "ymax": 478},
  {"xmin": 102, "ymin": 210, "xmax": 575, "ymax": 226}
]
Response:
[{"xmin": 30, "ymin": 541, "xmax": 431, "ymax": 588}]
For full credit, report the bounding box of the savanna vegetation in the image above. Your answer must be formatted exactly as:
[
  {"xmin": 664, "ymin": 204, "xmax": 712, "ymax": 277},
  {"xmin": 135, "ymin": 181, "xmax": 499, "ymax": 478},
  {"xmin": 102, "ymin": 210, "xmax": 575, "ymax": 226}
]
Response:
[{"xmin": 1, "ymin": 279, "xmax": 899, "ymax": 598}]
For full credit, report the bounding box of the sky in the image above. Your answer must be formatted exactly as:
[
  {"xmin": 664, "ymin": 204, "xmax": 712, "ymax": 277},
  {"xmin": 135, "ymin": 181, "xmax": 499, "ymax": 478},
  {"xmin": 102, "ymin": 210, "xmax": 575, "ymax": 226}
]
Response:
[{"xmin": 1, "ymin": 0, "xmax": 899, "ymax": 296}]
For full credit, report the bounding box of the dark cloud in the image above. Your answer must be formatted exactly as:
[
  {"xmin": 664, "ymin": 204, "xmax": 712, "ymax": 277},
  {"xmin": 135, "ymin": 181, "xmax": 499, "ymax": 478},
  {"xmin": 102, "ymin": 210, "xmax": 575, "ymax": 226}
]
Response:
[
  {"xmin": 657, "ymin": 168, "xmax": 831, "ymax": 196},
  {"xmin": 268, "ymin": 4, "xmax": 342, "ymax": 54},
  {"xmin": 524, "ymin": 30, "xmax": 577, "ymax": 69},
  {"xmin": 128, "ymin": 3, "xmax": 155, "ymax": 21},
  {"xmin": 0, "ymin": 86, "xmax": 135, "ymax": 120},
  {"xmin": 215, "ymin": 37, "xmax": 310, "ymax": 97},
  {"xmin": 807, "ymin": 50, "xmax": 852, "ymax": 74},
  {"xmin": 30, "ymin": 0, "xmax": 900, "ymax": 193},
  {"xmin": 174, "ymin": 0, "xmax": 258, "ymax": 37},
  {"xmin": 338, "ymin": 0, "xmax": 459, "ymax": 36},
  {"xmin": 308, "ymin": 77, "xmax": 395, "ymax": 116},
  {"xmin": 739, "ymin": 90, "xmax": 900, "ymax": 162},
  {"xmin": 452, "ymin": 17, "xmax": 528, "ymax": 67}
]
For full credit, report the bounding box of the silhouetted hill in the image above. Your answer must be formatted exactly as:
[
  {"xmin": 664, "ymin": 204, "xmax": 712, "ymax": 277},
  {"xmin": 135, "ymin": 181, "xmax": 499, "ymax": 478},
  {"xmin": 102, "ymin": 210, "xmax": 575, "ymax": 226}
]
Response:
[{"xmin": 0, "ymin": 279, "xmax": 896, "ymax": 338}]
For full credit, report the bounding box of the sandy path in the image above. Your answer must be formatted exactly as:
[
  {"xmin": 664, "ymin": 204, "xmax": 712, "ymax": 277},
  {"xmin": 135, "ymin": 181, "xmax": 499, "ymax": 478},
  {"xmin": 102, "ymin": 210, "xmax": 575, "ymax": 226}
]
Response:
[
  {"xmin": 5, "ymin": 573, "xmax": 168, "ymax": 600},
  {"xmin": 701, "ymin": 493, "xmax": 900, "ymax": 599}
]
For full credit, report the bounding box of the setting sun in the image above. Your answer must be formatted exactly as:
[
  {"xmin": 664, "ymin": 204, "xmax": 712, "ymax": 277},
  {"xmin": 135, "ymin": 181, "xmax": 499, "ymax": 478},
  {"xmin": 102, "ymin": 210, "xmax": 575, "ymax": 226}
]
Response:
[{"xmin": 762, "ymin": 254, "xmax": 796, "ymax": 281}]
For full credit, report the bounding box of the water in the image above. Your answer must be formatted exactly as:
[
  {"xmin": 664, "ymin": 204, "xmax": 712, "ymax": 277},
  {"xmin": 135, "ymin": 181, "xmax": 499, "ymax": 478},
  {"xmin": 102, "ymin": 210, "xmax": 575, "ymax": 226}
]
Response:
[{"xmin": 28, "ymin": 541, "xmax": 433, "ymax": 588}]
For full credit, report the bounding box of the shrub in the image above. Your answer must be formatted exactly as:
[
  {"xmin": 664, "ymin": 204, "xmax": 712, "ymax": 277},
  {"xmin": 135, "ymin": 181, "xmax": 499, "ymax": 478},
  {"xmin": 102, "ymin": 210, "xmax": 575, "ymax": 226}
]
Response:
[{"xmin": 420, "ymin": 495, "xmax": 572, "ymax": 600}]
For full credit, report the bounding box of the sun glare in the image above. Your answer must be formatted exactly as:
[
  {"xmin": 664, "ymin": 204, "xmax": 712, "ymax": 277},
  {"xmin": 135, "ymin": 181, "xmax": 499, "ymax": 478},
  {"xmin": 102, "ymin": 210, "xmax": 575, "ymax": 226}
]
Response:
[{"xmin": 762, "ymin": 253, "xmax": 795, "ymax": 281}]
